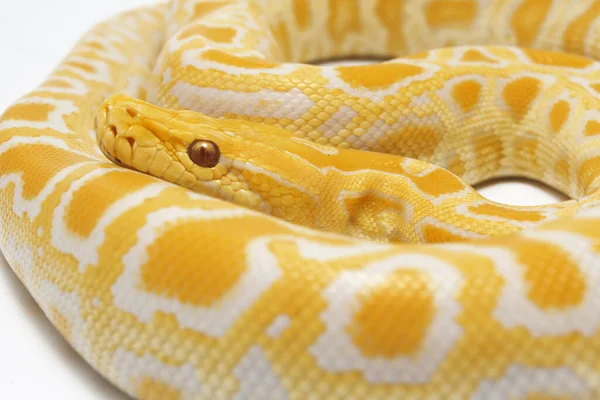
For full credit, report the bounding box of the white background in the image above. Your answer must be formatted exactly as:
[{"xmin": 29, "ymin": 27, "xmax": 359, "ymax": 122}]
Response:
[{"xmin": 0, "ymin": 1, "xmax": 566, "ymax": 398}]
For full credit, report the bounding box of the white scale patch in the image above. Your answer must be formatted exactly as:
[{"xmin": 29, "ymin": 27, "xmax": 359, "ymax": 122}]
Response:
[
  {"xmin": 266, "ymin": 315, "xmax": 291, "ymax": 338},
  {"xmin": 233, "ymin": 346, "xmax": 288, "ymax": 400},
  {"xmin": 471, "ymin": 365, "xmax": 592, "ymax": 399},
  {"xmin": 296, "ymin": 238, "xmax": 390, "ymax": 263},
  {"xmin": 2, "ymin": 235, "xmax": 36, "ymax": 289},
  {"xmin": 37, "ymin": 280, "xmax": 90, "ymax": 360},
  {"xmin": 310, "ymin": 253, "xmax": 464, "ymax": 384},
  {"xmin": 170, "ymin": 82, "xmax": 315, "ymax": 120},
  {"xmin": 112, "ymin": 348, "xmax": 203, "ymax": 400},
  {"xmin": 291, "ymin": 138, "xmax": 340, "ymax": 155},
  {"xmin": 316, "ymin": 106, "xmax": 358, "ymax": 139}
]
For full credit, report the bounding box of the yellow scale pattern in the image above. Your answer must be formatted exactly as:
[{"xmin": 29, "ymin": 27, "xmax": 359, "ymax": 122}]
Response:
[{"xmin": 3, "ymin": 0, "xmax": 600, "ymax": 398}]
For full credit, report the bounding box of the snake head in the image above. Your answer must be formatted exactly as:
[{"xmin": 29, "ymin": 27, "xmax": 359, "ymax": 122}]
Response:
[
  {"xmin": 96, "ymin": 93, "xmax": 232, "ymax": 179},
  {"xmin": 95, "ymin": 94, "xmax": 270, "ymax": 208}
]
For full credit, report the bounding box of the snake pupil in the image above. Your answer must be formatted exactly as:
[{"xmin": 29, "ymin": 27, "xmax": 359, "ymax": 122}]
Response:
[{"xmin": 188, "ymin": 139, "xmax": 220, "ymax": 168}]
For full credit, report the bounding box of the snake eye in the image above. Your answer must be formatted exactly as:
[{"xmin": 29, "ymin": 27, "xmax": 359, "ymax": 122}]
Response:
[{"xmin": 188, "ymin": 139, "xmax": 220, "ymax": 168}]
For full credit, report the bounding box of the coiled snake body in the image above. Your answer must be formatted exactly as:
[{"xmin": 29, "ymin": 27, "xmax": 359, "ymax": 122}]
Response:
[{"xmin": 3, "ymin": 0, "xmax": 600, "ymax": 398}]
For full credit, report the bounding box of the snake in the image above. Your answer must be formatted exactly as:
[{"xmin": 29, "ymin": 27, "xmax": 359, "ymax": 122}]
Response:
[{"xmin": 4, "ymin": 0, "xmax": 600, "ymax": 398}]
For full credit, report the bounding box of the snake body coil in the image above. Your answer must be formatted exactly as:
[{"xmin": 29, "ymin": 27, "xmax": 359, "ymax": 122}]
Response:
[{"xmin": 3, "ymin": 0, "xmax": 600, "ymax": 398}]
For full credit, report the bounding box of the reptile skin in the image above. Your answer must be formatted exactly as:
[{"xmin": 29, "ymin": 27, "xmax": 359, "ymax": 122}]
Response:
[{"xmin": 3, "ymin": 0, "xmax": 600, "ymax": 398}]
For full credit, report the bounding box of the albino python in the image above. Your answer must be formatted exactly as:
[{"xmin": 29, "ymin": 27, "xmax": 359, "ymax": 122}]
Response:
[{"xmin": 4, "ymin": 0, "xmax": 600, "ymax": 398}]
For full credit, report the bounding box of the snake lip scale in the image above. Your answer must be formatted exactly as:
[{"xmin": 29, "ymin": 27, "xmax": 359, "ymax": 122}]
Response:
[{"xmin": 3, "ymin": 0, "xmax": 600, "ymax": 398}]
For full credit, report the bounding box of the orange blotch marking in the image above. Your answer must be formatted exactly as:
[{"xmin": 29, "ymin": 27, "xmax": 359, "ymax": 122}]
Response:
[
  {"xmin": 336, "ymin": 63, "xmax": 423, "ymax": 90},
  {"xmin": 138, "ymin": 377, "xmax": 181, "ymax": 400},
  {"xmin": 140, "ymin": 220, "xmax": 248, "ymax": 307},
  {"xmin": 66, "ymin": 171, "xmax": 150, "ymax": 237},
  {"xmin": 524, "ymin": 49, "xmax": 593, "ymax": 69},
  {"xmin": 590, "ymin": 83, "xmax": 600, "ymax": 95},
  {"xmin": 2, "ymin": 103, "xmax": 55, "ymax": 122},
  {"xmin": 578, "ymin": 156, "xmax": 600, "ymax": 192},
  {"xmin": 460, "ymin": 49, "xmax": 497, "ymax": 64},
  {"xmin": 404, "ymin": 51, "xmax": 431, "ymax": 60},
  {"xmin": 201, "ymin": 49, "xmax": 278, "ymax": 69},
  {"xmin": 502, "ymin": 77, "xmax": 542, "ymax": 120},
  {"xmin": 514, "ymin": 238, "xmax": 586, "ymax": 310},
  {"xmin": 349, "ymin": 269, "xmax": 435, "ymax": 357},
  {"xmin": 564, "ymin": 1, "xmax": 600, "ymax": 53},
  {"xmin": 468, "ymin": 204, "xmax": 544, "ymax": 222},
  {"xmin": 327, "ymin": 0, "xmax": 362, "ymax": 45},
  {"xmin": 178, "ymin": 25, "xmax": 237, "ymax": 42},
  {"xmin": 138, "ymin": 87, "xmax": 148, "ymax": 102},
  {"xmin": 193, "ymin": 1, "xmax": 231, "ymax": 18},
  {"xmin": 86, "ymin": 41, "xmax": 106, "ymax": 51},
  {"xmin": 0, "ymin": 145, "xmax": 91, "ymax": 200},
  {"xmin": 410, "ymin": 169, "xmax": 466, "ymax": 197},
  {"xmin": 549, "ymin": 100, "xmax": 570, "ymax": 133},
  {"xmin": 452, "ymin": 80, "xmax": 482, "ymax": 113},
  {"xmin": 375, "ymin": 0, "xmax": 406, "ymax": 55},
  {"xmin": 66, "ymin": 61, "xmax": 96, "ymax": 74},
  {"xmin": 293, "ymin": 0, "xmax": 311, "ymax": 29},
  {"xmin": 448, "ymin": 156, "xmax": 466, "ymax": 179},
  {"xmin": 271, "ymin": 22, "xmax": 292, "ymax": 61},
  {"xmin": 43, "ymin": 79, "xmax": 73, "ymax": 89},
  {"xmin": 511, "ymin": 0, "xmax": 552, "ymax": 46},
  {"xmin": 421, "ymin": 224, "xmax": 469, "ymax": 243},
  {"xmin": 425, "ymin": 0, "xmax": 477, "ymax": 28},
  {"xmin": 584, "ymin": 120, "xmax": 600, "ymax": 136}
]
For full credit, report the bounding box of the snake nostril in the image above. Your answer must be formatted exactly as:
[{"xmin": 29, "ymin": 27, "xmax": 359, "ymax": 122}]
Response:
[
  {"xmin": 108, "ymin": 124, "xmax": 118, "ymax": 136},
  {"xmin": 125, "ymin": 136, "xmax": 135, "ymax": 148},
  {"xmin": 125, "ymin": 106, "xmax": 139, "ymax": 118}
]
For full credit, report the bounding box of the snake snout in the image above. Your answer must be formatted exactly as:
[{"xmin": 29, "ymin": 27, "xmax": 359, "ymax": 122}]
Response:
[
  {"xmin": 96, "ymin": 98, "xmax": 141, "ymax": 166},
  {"xmin": 96, "ymin": 96, "xmax": 166, "ymax": 172}
]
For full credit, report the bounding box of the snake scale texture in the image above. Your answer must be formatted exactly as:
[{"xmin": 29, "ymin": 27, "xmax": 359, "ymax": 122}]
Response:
[{"xmin": 5, "ymin": 0, "xmax": 600, "ymax": 398}]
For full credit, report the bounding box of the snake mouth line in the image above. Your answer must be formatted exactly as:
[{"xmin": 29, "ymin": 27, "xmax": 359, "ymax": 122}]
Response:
[
  {"xmin": 95, "ymin": 97, "xmax": 151, "ymax": 170},
  {"xmin": 96, "ymin": 103, "xmax": 123, "ymax": 167},
  {"xmin": 98, "ymin": 139, "xmax": 124, "ymax": 167}
]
